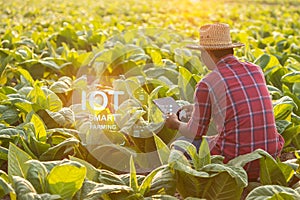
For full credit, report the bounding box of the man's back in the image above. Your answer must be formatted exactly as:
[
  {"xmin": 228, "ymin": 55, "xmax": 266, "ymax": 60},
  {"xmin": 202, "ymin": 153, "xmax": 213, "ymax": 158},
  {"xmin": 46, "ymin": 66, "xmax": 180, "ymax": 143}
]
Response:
[{"xmin": 203, "ymin": 55, "xmax": 284, "ymax": 179}]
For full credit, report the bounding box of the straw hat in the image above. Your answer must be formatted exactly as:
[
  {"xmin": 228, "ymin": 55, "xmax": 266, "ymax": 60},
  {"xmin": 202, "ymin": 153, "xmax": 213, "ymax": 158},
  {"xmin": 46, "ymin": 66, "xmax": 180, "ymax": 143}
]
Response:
[{"xmin": 187, "ymin": 23, "xmax": 244, "ymax": 50}]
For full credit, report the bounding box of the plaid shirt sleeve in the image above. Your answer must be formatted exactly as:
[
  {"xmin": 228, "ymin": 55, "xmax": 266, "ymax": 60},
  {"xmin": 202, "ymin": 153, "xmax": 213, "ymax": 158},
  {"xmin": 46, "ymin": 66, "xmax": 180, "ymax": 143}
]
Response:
[{"xmin": 186, "ymin": 82, "xmax": 211, "ymax": 139}]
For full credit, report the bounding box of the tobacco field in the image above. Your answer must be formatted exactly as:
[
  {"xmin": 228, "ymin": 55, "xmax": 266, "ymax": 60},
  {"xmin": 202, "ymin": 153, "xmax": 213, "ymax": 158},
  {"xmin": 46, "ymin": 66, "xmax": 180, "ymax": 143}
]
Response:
[{"xmin": 0, "ymin": 0, "xmax": 300, "ymax": 199}]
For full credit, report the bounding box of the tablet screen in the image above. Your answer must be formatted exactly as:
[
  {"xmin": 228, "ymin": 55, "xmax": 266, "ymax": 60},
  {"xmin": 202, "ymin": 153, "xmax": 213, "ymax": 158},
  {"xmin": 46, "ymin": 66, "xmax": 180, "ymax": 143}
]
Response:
[{"xmin": 152, "ymin": 97, "xmax": 181, "ymax": 114}]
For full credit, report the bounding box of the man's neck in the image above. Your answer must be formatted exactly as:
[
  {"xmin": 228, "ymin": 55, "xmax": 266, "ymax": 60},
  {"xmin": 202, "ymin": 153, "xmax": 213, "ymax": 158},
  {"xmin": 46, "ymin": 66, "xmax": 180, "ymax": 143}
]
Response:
[{"xmin": 215, "ymin": 54, "xmax": 234, "ymax": 65}]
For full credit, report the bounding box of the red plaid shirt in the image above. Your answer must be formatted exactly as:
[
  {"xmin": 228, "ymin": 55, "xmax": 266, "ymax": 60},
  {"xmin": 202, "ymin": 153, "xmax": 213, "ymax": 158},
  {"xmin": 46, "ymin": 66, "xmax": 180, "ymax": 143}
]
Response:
[{"xmin": 187, "ymin": 55, "xmax": 284, "ymax": 180}]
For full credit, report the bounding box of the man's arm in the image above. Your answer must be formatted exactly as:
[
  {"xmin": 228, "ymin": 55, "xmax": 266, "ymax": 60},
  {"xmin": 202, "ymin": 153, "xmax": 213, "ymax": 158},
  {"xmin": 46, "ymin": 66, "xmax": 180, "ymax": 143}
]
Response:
[
  {"xmin": 165, "ymin": 113, "xmax": 198, "ymax": 139},
  {"xmin": 165, "ymin": 82, "xmax": 211, "ymax": 139}
]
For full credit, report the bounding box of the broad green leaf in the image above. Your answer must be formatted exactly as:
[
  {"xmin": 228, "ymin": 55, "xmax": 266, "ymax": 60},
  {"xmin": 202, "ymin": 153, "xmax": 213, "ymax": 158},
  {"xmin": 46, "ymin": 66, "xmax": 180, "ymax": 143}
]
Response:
[
  {"xmin": 273, "ymin": 96, "xmax": 297, "ymax": 120},
  {"xmin": 18, "ymin": 86, "xmax": 34, "ymax": 96},
  {"xmin": 40, "ymin": 160, "xmax": 74, "ymax": 173},
  {"xmin": 22, "ymin": 59, "xmax": 61, "ymax": 71},
  {"xmin": 292, "ymin": 134, "xmax": 300, "ymax": 149},
  {"xmin": 15, "ymin": 101, "xmax": 33, "ymax": 113},
  {"xmin": 22, "ymin": 123, "xmax": 50, "ymax": 157},
  {"xmin": 130, "ymin": 156, "xmax": 139, "ymax": 192},
  {"xmin": 174, "ymin": 48, "xmax": 192, "ymax": 67},
  {"xmin": 237, "ymin": 31, "xmax": 250, "ymax": 45},
  {"xmin": 227, "ymin": 149, "xmax": 266, "ymax": 168},
  {"xmin": 174, "ymin": 164, "xmax": 246, "ymax": 199},
  {"xmin": 1, "ymin": 86, "xmax": 17, "ymax": 95},
  {"xmin": 25, "ymin": 160, "xmax": 48, "ymax": 194},
  {"xmin": 0, "ymin": 93, "xmax": 8, "ymax": 101},
  {"xmin": 281, "ymin": 72, "xmax": 300, "ymax": 83},
  {"xmin": 6, "ymin": 92, "xmax": 32, "ymax": 114},
  {"xmin": 27, "ymin": 82, "xmax": 48, "ymax": 109},
  {"xmin": 12, "ymin": 176, "xmax": 61, "ymax": 200},
  {"xmin": 57, "ymin": 107, "xmax": 75, "ymax": 127},
  {"xmin": 36, "ymin": 109, "xmax": 61, "ymax": 129},
  {"xmin": 166, "ymin": 85, "xmax": 180, "ymax": 97},
  {"xmin": 42, "ymin": 87, "xmax": 63, "ymax": 112},
  {"xmin": 0, "ymin": 106, "xmax": 19, "ymax": 124},
  {"xmin": 150, "ymin": 49, "xmax": 163, "ymax": 65},
  {"xmin": 276, "ymin": 120, "xmax": 292, "ymax": 134},
  {"xmin": 144, "ymin": 195, "xmax": 178, "ymax": 200},
  {"xmin": 0, "ymin": 177, "xmax": 14, "ymax": 198},
  {"xmin": 114, "ymin": 60, "xmax": 142, "ymax": 77},
  {"xmin": 118, "ymin": 108, "xmax": 147, "ymax": 135},
  {"xmin": 8, "ymin": 143, "xmax": 32, "ymax": 178},
  {"xmin": 284, "ymin": 90, "xmax": 300, "ymax": 116},
  {"xmin": 264, "ymin": 54, "xmax": 281, "ymax": 71},
  {"xmin": 168, "ymin": 149, "xmax": 191, "ymax": 170},
  {"xmin": 84, "ymin": 183, "xmax": 133, "ymax": 200},
  {"xmin": 119, "ymin": 173, "xmax": 146, "ymax": 187},
  {"xmin": 170, "ymin": 147, "xmax": 247, "ymax": 198},
  {"xmin": 144, "ymin": 68, "xmax": 179, "ymax": 85},
  {"xmin": 192, "ymin": 74, "xmax": 202, "ymax": 83},
  {"xmin": 73, "ymin": 180, "xmax": 98, "ymax": 200},
  {"xmin": 158, "ymin": 76, "xmax": 173, "ymax": 86},
  {"xmin": 198, "ymin": 137, "xmax": 211, "ymax": 170},
  {"xmin": 281, "ymin": 125, "xmax": 300, "ymax": 147},
  {"xmin": 146, "ymin": 166, "xmax": 176, "ymax": 197},
  {"xmin": 296, "ymin": 187, "xmax": 300, "ymax": 196},
  {"xmin": 149, "ymin": 85, "xmax": 168, "ymax": 101},
  {"xmin": 201, "ymin": 164, "xmax": 248, "ymax": 188},
  {"xmin": 289, "ymin": 54, "xmax": 300, "ymax": 63},
  {"xmin": 259, "ymin": 152, "xmax": 289, "ymax": 186},
  {"xmin": 245, "ymin": 185, "xmax": 300, "ymax": 200},
  {"xmin": 268, "ymin": 193, "xmax": 296, "ymax": 200},
  {"xmin": 261, "ymin": 36, "xmax": 275, "ymax": 45},
  {"xmin": 0, "ymin": 127, "xmax": 25, "ymax": 137},
  {"xmin": 98, "ymin": 169, "xmax": 126, "ymax": 186},
  {"xmin": 39, "ymin": 108, "xmax": 75, "ymax": 128},
  {"xmin": 12, "ymin": 175, "xmax": 37, "ymax": 197},
  {"xmin": 277, "ymin": 161, "xmax": 294, "ymax": 183},
  {"xmin": 39, "ymin": 138, "xmax": 79, "ymax": 161},
  {"xmin": 254, "ymin": 54, "xmax": 270, "ymax": 69},
  {"xmin": 154, "ymin": 134, "xmax": 170, "ymax": 165},
  {"xmin": 69, "ymin": 156, "xmax": 99, "ymax": 182},
  {"xmin": 282, "ymin": 159, "xmax": 299, "ymax": 171},
  {"xmin": 142, "ymin": 78, "xmax": 170, "ymax": 95},
  {"xmin": 0, "ymin": 170, "xmax": 9, "ymax": 182},
  {"xmin": 171, "ymin": 140, "xmax": 200, "ymax": 170},
  {"xmin": 129, "ymin": 53, "xmax": 150, "ymax": 66},
  {"xmin": 17, "ymin": 68, "xmax": 34, "ymax": 86},
  {"xmin": 47, "ymin": 163, "xmax": 86, "ymax": 200},
  {"xmin": 268, "ymin": 67, "xmax": 289, "ymax": 90},
  {"xmin": 29, "ymin": 112, "xmax": 47, "ymax": 141},
  {"xmin": 188, "ymin": 55, "xmax": 204, "ymax": 74},
  {"xmin": 49, "ymin": 76, "xmax": 73, "ymax": 93},
  {"xmin": 178, "ymin": 66, "xmax": 194, "ymax": 102},
  {"xmin": 198, "ymin": 171, "xmax": 244, "ymax": 199},
  {"xmin": 139, "ymin": 165, "xmax": 165, "ymax": 196},
  {"xmin": 228, "ymin": 149, "xmax": 292, "ymax": 186},
  {"xmin": 267, "ymin": 85, "xmax": 283, "ymax": 99},
  {"xmin": 90, "ymin": 144, "xmax": 136, "ymax": 173},
  {"xmin": 210, "ymin": 155, "xmax": 225, "ymax": 164}
]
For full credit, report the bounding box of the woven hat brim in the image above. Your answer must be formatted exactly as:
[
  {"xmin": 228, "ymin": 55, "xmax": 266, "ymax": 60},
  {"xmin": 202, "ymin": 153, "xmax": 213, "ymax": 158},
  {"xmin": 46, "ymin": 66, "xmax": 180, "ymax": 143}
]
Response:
[{"xmin": 186, "ymin": 43, "xmax": 244, "ymax": 50}]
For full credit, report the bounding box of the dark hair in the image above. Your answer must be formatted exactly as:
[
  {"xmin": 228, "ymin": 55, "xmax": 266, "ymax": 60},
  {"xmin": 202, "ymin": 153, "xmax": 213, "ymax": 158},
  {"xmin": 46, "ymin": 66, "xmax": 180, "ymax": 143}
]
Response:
[{"xmin": 210, "ymin": 48, "xmax": 234, "ymax": 59}]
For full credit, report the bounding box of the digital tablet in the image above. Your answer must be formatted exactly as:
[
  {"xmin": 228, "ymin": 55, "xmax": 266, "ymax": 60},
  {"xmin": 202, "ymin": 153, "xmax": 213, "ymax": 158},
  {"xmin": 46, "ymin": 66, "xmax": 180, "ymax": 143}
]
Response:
[{"xmin": 152, "ymin": 97, "xmax": 181, "ymax": 115}]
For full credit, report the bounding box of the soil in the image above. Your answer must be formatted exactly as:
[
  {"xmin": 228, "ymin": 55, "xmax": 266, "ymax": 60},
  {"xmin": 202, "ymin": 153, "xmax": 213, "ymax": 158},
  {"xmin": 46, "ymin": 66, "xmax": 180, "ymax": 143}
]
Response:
[{"xmin": 280, "ymin": 152, "xmax": 296, "ymax": 162}]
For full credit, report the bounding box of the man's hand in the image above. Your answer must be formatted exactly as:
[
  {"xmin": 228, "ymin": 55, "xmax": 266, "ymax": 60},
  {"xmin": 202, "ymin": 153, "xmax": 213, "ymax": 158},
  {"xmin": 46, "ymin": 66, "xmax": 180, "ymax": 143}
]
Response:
[
  {"xmin": 165, "ymin": 112, "xmax": 197, "ymax": 139},
  {"xmin": 165, "ymin": 113, "xmax": 180, "ymax": 130},
  {"xmin": 177, "ymin": 104, "xmax": 193, "ymax": 122}
]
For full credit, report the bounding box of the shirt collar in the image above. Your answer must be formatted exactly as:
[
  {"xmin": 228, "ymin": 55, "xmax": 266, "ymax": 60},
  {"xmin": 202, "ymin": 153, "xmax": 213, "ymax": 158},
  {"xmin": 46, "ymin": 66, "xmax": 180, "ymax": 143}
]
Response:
[{"xmin": 216, "ymin": 54, "xmax": 236, "ymax": 66}]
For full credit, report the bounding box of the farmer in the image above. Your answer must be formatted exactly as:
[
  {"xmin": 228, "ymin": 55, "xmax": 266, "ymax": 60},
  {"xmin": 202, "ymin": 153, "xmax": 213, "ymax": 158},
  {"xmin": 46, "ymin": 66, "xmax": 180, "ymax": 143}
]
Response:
[{"xmin": 165, "ymin": 23, "xmax": 284, "ymax": 181}]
